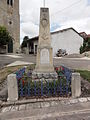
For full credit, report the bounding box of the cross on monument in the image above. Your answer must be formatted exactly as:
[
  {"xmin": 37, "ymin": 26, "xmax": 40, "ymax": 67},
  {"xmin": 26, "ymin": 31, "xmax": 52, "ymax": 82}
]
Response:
[{"xmin": 43, "ymin": 0, "xmax": 45, "ymax": 7}]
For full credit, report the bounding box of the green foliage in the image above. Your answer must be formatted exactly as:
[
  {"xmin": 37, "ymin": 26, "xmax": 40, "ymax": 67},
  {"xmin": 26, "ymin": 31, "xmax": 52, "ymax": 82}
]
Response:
[
  {"xmin": 21, "ymin": 36, "xmax": 29, "ymax": 48},
  {"xmin": 80, "ymin": 45, "xmax": 84, "ymax": 54},
  {"xmin": 0, "ymin": 26, "xmax": 12, "ymax": 46},
  {"xmin": 80, "ymin": 38, "xmax": 90, "ymax": 54},
  {"xmin": 76, "ymin": 70, "xmax": 90, "ymax": 82}
]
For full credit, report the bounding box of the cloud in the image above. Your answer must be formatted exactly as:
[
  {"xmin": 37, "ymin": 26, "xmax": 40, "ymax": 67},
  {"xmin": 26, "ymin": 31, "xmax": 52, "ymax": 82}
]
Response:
[
  {"xmin": 20, "ymin": 0, "xmax": 90, "ymax": 43},
  {"xmin": 55, "ymin": 17, "xmax": 90, "ymax": 33},
  {"xmin": 20, "ymin": 22, "xmax": 39, "ymax": 43}
]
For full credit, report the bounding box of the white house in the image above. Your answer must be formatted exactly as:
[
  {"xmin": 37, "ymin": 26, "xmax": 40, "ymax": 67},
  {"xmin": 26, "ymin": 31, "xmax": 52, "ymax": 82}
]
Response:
[
  {"xmin": 27, "ymin": 28, "xmax": 83, "ymax": 56},
  {"xmin": 51, "ymin": 28, "xmax": 83, "ymax": 56}
]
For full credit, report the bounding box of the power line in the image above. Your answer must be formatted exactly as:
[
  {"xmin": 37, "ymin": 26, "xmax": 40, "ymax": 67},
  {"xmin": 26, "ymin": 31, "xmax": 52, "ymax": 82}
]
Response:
[{"xmin": 51, "ymin": 0, "xmax": 82, "ymax": 17}]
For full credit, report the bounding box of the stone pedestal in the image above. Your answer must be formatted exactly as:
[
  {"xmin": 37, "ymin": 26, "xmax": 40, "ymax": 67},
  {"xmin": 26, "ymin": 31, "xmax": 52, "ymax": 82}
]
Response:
[
  {"xmin": 32, "ymin": 72, "xmax": 57, "ymax": 81},
  {"xmin": 33, "ymin": 8, "xmax": 57, "ymax": 80},
  {"xmin": 71, "ymin": 73, "xmax": 81, "ymax": 98},
  {"xmin": 7, "ymin": 74, "xmax": 18, "ymax": 101}
]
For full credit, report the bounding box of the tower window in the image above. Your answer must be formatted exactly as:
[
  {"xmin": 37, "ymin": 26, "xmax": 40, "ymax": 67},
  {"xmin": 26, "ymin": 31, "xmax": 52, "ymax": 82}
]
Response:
[
  {"xmin": 7, "ymin": 0, "xmax": 9, "ymax": 5},
  {"xmin": 7, "ymin": 0, "xmax": 13, "ymax": 6},
  {"xmin": 9, "ymin": 21, "xmax": 12, "ymax": 25},
  {"xmin": 10, "ymin": 0, "xmax": 13, "ymax": 6}
]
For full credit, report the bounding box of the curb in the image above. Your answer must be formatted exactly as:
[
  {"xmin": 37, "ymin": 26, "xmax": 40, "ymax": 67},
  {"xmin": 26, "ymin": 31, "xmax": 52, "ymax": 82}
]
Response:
[
  {"xmin": 1, "ymin": 97, "xmax": 90, "ymax": 114},
  {"xmin": 1, "ymin": 97, "xmax": 90, "ymax": 108}
]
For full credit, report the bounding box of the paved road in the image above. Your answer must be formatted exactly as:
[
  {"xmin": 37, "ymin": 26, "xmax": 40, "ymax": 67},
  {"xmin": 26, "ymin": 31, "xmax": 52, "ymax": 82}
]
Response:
[
  {"xmin": 0, "ymin": 54, "xmax": 36, "ymax": 68},
  {"xmin": 0, "ymin": 54, "xmax": 90, "ymax": 70},
  {"xmin": 1, "ymin": 111, "xmax": 90, "ymax": 120},
  {"xmin": 54, "ymin": 57, "xmax": 90, "ymax": 70},
  {"xmin": 0, "ymin": 100, "xmax": 90, "ymax": 120}
]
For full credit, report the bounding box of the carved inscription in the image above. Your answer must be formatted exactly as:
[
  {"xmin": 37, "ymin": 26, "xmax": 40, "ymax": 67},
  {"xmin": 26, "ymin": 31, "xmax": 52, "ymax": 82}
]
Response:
[{"xmin": 40, "ymin": 48, "xmax": 49, "ymax": 64}]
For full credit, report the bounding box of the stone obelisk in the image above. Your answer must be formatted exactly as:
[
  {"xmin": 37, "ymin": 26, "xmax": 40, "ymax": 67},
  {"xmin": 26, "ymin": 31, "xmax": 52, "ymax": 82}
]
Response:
[{"xmin": 32, "ymin": 7, "xmax": 57, "ymax": 80}]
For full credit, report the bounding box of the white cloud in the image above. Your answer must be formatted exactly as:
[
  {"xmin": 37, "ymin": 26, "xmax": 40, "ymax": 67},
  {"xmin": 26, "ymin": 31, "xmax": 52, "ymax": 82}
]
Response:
[
  {"xmin": 20, "ymin": 22, "xmax": 39, "ymax": 44},
  {"xmin": 22, "ymin": 22, "xmax": 38, "ymax": 35},
  {"xmin": 20, "ymin": 0, "xmax": 90, "ymax": 43},
  {"xmin": 56, "ymin": 17, "xmax": 90, "ymax": 33}
]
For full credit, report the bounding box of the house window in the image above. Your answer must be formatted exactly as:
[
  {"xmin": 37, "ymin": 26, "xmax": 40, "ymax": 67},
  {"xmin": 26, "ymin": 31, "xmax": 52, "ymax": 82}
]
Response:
[{"xmin": 35, "ymin": 45, "xmax": 38, "ymax": 54}]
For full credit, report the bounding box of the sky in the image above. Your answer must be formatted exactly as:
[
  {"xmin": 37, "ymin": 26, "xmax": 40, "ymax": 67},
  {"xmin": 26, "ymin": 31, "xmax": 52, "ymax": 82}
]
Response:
[{"xmin": 20, "ymin": 0, "xmax": 90, "ymax": 44}]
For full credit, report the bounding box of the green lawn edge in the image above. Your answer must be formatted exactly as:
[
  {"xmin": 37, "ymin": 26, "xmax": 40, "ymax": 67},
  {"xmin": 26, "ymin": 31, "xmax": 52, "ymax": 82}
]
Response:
[{"xmin": 76, "ymin": 70, "xmax": 90, "ymax": 82}]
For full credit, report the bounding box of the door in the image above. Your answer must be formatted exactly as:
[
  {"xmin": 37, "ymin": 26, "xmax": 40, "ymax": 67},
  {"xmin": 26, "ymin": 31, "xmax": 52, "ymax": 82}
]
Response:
[{"xmin": 8, "ymin": 39, "xmax": 13, "ymax": 53}]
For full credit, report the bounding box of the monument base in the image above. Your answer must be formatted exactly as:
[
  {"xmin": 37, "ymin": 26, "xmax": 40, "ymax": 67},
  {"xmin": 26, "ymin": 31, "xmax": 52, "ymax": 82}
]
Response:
[{"xmin": 32, "ymin": 71, "xmax": 58, "ymax": 81}]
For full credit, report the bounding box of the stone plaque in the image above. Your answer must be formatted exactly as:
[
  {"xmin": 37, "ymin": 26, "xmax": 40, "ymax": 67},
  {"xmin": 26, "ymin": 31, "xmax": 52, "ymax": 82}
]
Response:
[{"xmin": 40, "ymin": 48, "xmax": 49, "ymax": 64}]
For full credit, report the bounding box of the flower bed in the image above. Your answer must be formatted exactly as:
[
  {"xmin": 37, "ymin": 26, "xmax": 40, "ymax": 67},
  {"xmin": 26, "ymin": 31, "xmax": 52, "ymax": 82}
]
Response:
[{"xmin": 17, "ymin": 66, "xmax": 72, "ymax": 98}]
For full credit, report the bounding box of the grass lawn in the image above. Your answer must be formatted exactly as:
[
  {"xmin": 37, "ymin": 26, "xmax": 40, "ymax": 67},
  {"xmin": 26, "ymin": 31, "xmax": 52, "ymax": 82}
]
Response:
[
  {"xmin": 0, "ymin": 66, "xmax": 25, "ymax": 84},
  {"xmin": 0, "ymin": 65, "xmax": 35, "ymax": 83},
  {"xmin": 76, "ymin": 70, "xmax": 90, "ymax": 82},
  {"xmin": 0, "ymin": 64, "xmax": 35, "ymax": 84}
]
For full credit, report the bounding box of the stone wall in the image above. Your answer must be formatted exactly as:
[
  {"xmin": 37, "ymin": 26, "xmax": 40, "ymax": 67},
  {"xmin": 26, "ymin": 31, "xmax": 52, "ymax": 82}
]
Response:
[{"xmin": 0, "ymin": 0, "xmax": 20, "ymax": 53}]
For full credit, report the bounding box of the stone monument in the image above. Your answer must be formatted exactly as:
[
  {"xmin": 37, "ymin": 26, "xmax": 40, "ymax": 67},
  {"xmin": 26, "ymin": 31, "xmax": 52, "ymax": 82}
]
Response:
[{"xmin": 32, "ymin": 7, "xmax": 57, "ymax": 81}]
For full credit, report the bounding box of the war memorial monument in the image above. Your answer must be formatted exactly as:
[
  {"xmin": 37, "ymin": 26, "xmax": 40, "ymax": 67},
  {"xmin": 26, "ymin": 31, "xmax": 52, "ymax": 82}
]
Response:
[{"xmin": 32, "ymin": 2, "xmax": 57, "ymax": 81}]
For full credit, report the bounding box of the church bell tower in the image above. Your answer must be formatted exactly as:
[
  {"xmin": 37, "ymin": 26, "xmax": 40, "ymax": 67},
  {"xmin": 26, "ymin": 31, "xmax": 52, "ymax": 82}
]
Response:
[
  {"xmin": 0, "ymin": 0, "xmax": 20, "ymax": 53},
  {"xmin": 6, "ymin": 0, "xmax": 20, "ymax": 53}
]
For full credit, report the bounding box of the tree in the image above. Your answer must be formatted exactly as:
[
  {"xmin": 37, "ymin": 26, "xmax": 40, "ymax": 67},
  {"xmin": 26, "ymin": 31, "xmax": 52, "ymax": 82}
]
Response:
[
  {"xmin": 80, "ymin": 38, "xmax": 90, "ymax": 54},
  {"xmin": 0, "ymin": 26, "xmax": 13, "ymax": 46},
  {"xmin": 21, "ymin": 36, "xmax": 29, "ymax": 48}
]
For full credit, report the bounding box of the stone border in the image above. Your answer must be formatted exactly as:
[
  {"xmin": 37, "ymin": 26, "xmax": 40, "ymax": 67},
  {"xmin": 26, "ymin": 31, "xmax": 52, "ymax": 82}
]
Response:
[
  {"xmin": 0, "ymin": 97, "xmax": 90, "ymax": 114},
  {"xmin": 1, "ymin": 97, "xmax": 90, "ymax": 108}
]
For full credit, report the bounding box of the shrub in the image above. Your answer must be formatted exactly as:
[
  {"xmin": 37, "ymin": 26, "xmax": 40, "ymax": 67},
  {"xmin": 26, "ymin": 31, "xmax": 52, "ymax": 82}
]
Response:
[{"xmin": 0, "ymin": 26, "xmax": 13, "ymax": 46}]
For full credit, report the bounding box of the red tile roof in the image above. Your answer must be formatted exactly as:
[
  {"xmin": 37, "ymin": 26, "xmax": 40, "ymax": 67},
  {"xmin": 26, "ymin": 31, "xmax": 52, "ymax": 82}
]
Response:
[{"xmin": 87, "ymin": 34, "xmax": 90, "ymax": 38}]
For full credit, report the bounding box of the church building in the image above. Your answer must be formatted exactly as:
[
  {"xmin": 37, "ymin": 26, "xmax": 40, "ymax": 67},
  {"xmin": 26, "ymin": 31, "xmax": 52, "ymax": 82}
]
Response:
[{"xmin": 0, "ymin": 0, "xmax": 20, "ymax": 53}]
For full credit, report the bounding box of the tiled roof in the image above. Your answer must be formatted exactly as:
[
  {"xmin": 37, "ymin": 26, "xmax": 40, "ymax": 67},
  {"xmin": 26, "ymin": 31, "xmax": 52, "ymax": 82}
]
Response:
[
  {"xmin": 87, "ymin": 34, "xmax": 90, "ymax": 38},
  {"xmin": 80, "ymin": 32, "xmax": 87, "ymax": 36}
]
